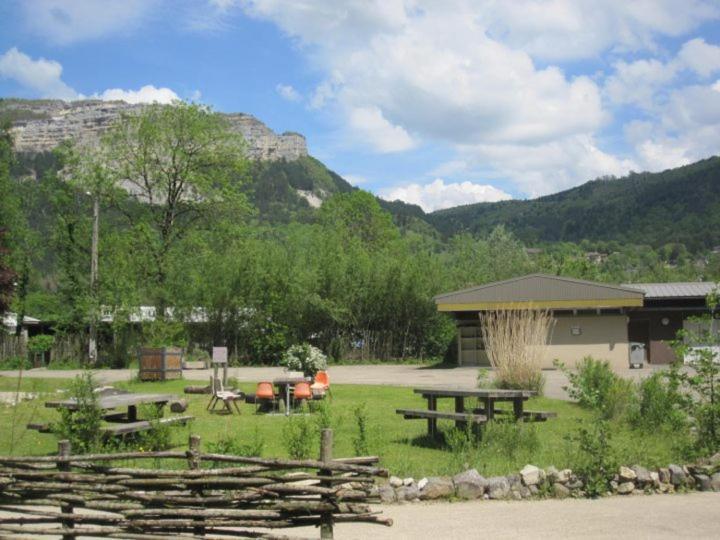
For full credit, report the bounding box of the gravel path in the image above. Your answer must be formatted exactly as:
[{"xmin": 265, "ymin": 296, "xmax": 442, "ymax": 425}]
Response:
[
  {"xmin": 289, "ymin": 492, "xmax": 720, "ymax": 539},
  {"xmin": 0, "ymin": 364, "xmax": 666, "ymax": 400}
]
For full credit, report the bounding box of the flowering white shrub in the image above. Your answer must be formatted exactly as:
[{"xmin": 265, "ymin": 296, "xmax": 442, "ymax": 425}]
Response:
[{"xmin": 280, "ymin": 343, "xmax": 328, "ymax": 376}]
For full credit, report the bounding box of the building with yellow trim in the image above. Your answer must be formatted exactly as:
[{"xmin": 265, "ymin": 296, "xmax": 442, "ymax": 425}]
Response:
[{"xmin": 435, "ymin": 274, "xmax": 716, "ymax": 371}]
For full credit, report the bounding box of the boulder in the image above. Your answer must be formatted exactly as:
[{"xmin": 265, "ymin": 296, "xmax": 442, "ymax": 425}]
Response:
[
  {"xmin": 520, "ymin": 464, "xmax": 545, "ymax": 486},
  {"xmin": 396, "ymin": 485, "xmax": 420, "ymax": 501},
  {"xmin": 710, "ymin": 472, "xmax": 720, "ymax": 492},
  {"xmin": 507, "ymin": 474, "xmax": 521, "ymax": 488},
  {"xmin": 546, "ymin": 466, "xmax": 559, "ymax": 483},
  {"xmin": 485, "ymin": 476, "xmax": 511, "ymax": 500},
  {"xmin": 658, "ymin": 468, "xmax": 671, "ymax": 484},
  {"xmin": 378, "ymin": 485, "xmax": 396, "ymax": 503},
  {"xmin": 668, "ymin": 464, "xmax": 686, "ymax": 486},
  {"xmin": 453, "ymin": 469, "xmax": 486, "ymax": 500},
  {"xmin": 649, "ymin": 471, "xmax": 661, "ymax": 488},
  {"xmin": 417, "ymin": 477, "xmax": 428, "ymax": 490},
  {"xmin": 519, "ymin": 485, "xmax": 532, "ymax": 498},
  {"xmin": 389, "ymin": 476, "xmax": 403, "ymax": 488},
  {"xmin": 694, "ymin": 474, "xmax": 712, "ymax": 491},
  {"xmin": 617, "ymin": 482, "xmax": 635, "ymax": 495},
  {"xmin": 420, "ymin": 477, "xmax": 454, "ymax": 500},
  {"xmin": 553, "ymin": 482, "xmax": 571, "ymax": 499},
  {"xmin": 619, "ymin": 466, "xmax": 637, "ymax": 482},
  {"xmin": 558, "ymin": 469, "xmax": 572, "ymax": 484},
  {"xmin": 402, "ymin": 477, "xmax": 415, "ymax": 486}
]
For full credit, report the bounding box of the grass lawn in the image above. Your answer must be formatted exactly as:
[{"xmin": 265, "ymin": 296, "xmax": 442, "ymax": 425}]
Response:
[{"xmin": 0, "ymin": 375, "xmax": 687, "ymax": 478}]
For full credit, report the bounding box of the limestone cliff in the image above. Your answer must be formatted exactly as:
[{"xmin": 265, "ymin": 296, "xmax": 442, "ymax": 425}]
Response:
[{"xmin": 0, "ymin": 98, "xmax": 307, "ymax": 161}]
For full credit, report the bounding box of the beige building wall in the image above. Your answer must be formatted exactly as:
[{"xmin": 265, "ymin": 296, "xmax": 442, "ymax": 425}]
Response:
[{"xmin": 546, "ymin": 315, "xmax": 630, "ymax": 370}]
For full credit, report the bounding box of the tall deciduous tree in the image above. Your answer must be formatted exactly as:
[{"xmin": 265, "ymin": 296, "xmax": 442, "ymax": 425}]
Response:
[
  {"xmin": 69, "ymin": 102, "xmax": 250, "ymax": 317},
  {"xmin": 0, "ymin": 122, "xmax": 18, "ymax": 315}
]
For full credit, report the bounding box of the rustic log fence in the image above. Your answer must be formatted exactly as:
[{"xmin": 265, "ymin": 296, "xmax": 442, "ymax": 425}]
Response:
[{"xmin": 0, "ymin": 429, "xmax": 391, "ymax": 539}]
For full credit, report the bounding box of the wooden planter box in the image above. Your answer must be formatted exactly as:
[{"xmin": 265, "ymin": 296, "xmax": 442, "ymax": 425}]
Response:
[{"xmin": 138, "ymin": 347, "xmax": 183, "ymax": 381}]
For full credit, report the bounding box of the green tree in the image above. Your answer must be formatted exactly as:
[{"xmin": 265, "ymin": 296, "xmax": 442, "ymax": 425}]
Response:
[{"xmin": 75, "ymin": 102, "xmax": 250, "ymax": 317}]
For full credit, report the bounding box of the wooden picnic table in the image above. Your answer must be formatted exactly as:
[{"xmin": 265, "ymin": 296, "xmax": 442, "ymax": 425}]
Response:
[
  {"xmin": 272, "ymin": 376, "xmax": 310, "ymax": 416},
  {"xmin": 44, "ymin": 393, "xmax": 193, "ymax": 435},
  {"xmin": 398, "ymin": 387, "xmax": 540, "ymax": 438}
]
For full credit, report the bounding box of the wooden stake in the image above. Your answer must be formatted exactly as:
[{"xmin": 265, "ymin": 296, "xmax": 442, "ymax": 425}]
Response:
[
  {"xmin": 58, "ymin": 440, "xmax": 73, "ymax": 540},
  {"xmin": 320, "ymin": 429, "xmax": 333, "ymax": 540},
  {"xmin": 188, "ymin": 435, "xmax": 205, "ymax": 537}
]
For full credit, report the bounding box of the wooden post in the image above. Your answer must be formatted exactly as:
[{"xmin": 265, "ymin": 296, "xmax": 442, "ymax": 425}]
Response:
[
  {"xmin": 513, "ymin": 397, "xmax": 524, "ymax": 421},
  {"xmin": 188, "ymin": 435, "xmax": 205, "ymax": 537},
  {"xmin": 320, "ymin": 429, "xmax": 334, "ymax": 539},
  {"xmin": 58, "ymin": 440, "xmax": 73, "ymax": 540},
  {"xmin": 426, "ymin": 395, "xmax": 437, "ymax": 438}
]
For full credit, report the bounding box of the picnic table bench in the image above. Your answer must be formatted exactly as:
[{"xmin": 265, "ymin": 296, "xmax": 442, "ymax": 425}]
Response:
[
  {"xmin": 396, "ymin": 387, "xmax": 553, "ymax": 438},
  {"xmin": 42, "ymin": 392, "xmax": 194, "ymax": 436}
]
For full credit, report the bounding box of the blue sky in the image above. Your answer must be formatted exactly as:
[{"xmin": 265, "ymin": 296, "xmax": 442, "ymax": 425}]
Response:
[{"xmin": 1, "ymin": 1, "xmax": 720, "ymax": 212}]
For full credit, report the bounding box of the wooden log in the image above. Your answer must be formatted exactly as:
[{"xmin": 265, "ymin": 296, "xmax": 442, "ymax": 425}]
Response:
[
  {"xmin": 170, "ymin": 399, "xmax": 189, "ymax": 413},
  {"xmin": 0, "ymin": 451, "xmax": 189, "ymax": 463},
  {"xmin": 184, "ymin": 385, "xmax": 211, "ymax": 395},
  {"xmin": 197, "ymin": 453, "xmax": 388, "ymax": 477},
  {"xmin": 187, "ymin": 434, "xmax": 204, "ymax": 537},
  {"xmin": 73, "ymin": 464, "xmax": 272, "ymax": 477}
]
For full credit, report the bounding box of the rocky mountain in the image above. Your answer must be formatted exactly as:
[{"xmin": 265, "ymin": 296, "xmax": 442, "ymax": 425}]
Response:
[{"xmin": 0, "ymin": 98, "xmax": 307, "ymax": 161}]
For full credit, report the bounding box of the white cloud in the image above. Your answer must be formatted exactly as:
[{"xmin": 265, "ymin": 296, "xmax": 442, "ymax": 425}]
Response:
[
  {"xmin": 20, "ymin": 0, "xmax": 157, "ymax": 45},
  {"xmin": 482, "ymin": 0, "xmax": 719, "ymax": 61},
  {"xmin": 1, "ymin": 48, "xmax": 182, "ymax": 106},
  {"xmin": 93, "ymin": 85, "xmax": 180, "ymax": 104},
  {"xmin": 276, "ymin": 83, "xmax": 301, "ymax": 102},
  {"xmin": 241, "ymin": 1, "xmax": 720, "ymax": 196},
  {"xmin": 458, "ymin": 135, "xmax": 637, "ymax": 198},
  {"xmin": 380, "ymin": 178, "xmax": 512, "ymax": 212},
  {"xmin": 348, "ymin": 106, "xmax": 415, "ymax": 153},
  {"xmin": 677, "ymin": 38, "xmax": 720, "ymax": 77},
  {"xmin": 0, "ymin": 47, "xmax": 78, "ymax": 100}
]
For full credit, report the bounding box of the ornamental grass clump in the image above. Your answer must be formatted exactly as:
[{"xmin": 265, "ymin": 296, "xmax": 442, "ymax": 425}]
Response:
[
  {"xmin": 480, "ymin": 309, "xmax": 553, "ymax": 394},
  {"xmin": 280, "ymin": 343, "xmax": 328, "ymax": 377}
]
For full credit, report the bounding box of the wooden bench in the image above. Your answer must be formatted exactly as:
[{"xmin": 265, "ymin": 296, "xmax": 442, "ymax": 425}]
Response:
[
  {"xmin": 100, "ymin": 415, "xmax": 194, "ymax": 436},
  {"xmin": 471, "ymin": 408, "xmax": 557, "ymax": 422},
  {"xmin": 396, "ymin": 408, "xmax": 488, "ymax": 423},
  {"xmin": 396, "ymin": 408, "xmax": 487, "ymax": 438}
]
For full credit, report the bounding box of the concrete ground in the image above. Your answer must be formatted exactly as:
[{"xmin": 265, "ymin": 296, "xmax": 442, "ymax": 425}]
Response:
[
  {"xmin": 288, "ymin": 492, "xmax": 720, "ymax": 539},
  {"xmin": 0, "ymin": 364, "xmax": 667, "ymax": 400}
]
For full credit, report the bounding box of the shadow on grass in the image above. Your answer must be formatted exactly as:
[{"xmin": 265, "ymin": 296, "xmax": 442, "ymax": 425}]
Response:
[{"xmin": 395, "ymin": 432, "xmax": 449, "ymax": 450}]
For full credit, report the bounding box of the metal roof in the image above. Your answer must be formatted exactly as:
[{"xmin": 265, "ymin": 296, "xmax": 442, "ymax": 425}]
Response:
[
  {"xmin": 622, "ymin": 282, "xmax": 719, "ymax": 299},
  {"xmin": 435, "ymin": 274, "xmax": 644, "ymax": 311},
  {"xmin": 2, "ymin": 313, "xmax": 40, "ymax": 328}
]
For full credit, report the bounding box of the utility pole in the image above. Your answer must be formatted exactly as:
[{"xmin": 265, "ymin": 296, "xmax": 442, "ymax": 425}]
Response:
[{"xmin": 88, "ymin": 193, "xmax": 99, "ymax": 364}]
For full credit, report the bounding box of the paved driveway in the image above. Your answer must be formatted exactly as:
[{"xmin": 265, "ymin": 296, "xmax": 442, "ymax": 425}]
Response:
[{"xmin": 0, "ymin": 364, "xmax": 666, "ymax": 400}]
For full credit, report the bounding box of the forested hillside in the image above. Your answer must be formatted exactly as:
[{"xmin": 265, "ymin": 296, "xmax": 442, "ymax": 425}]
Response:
[{"xmin": 427, "ymin": 158, "xmax": 720, "ymax": 251}]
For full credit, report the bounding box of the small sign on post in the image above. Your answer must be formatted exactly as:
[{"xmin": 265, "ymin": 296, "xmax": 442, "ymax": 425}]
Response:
[{"xmin": 211, "ymin": 347, "xmax": 229, "ymax": 389}]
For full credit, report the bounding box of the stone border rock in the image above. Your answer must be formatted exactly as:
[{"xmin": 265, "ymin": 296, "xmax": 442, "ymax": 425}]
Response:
[{"xmin": 373, "ymin": 453, "xmax": 720, "ymax": 503}]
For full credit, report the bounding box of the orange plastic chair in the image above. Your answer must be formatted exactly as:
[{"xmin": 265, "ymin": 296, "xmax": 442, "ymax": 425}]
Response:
[
  {"xmin": 255, "ymin": 381, "xmax": 277, "ymax": 413},
  {"xmin": 292, "ymin": 381, "xmax": 312, "ymax": 407},
  {"xmin": 311, "ymin": 371, "xmax": 331, "ymax": 398}
]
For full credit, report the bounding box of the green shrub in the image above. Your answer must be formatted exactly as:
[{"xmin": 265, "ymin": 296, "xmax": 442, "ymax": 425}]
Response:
[
  {"xmin": 136, "ymin": 403, "xmax": 172, "ymax": 451},
  {"xmin": 282, "ymin": 414, "xmax": 314, "ymax": 460},
  {"xmin": 629, "ymin": 372, "xmax": 686, "ymax": 432},
  {"xmin": 0, "ymin": 356, "xmax": 31, "ymax": 370},
  {"xmin": 445, "ymin": 423, "xmax": 479, "ymax": 471},
  {"xmin": 207, "ymin": 426, "xmax": 265, "ymax": 458},
  {"xmin": 54, "ymin": 372, "xmax": 102, "ymax": 454},
  {"xmin": 558, "ymin": 357, "xmax": 635, "ymax": 420},
  {"xmin": 481, "ymin": 419, "xmax": 540, "ymax": 459},
  {"xmin": 352, "ymin": 402, "xmax": 370, "ymax": 456},
  {"xmin": 566, "ymin": 417, "xmax": 616, "ymax": 497}
]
